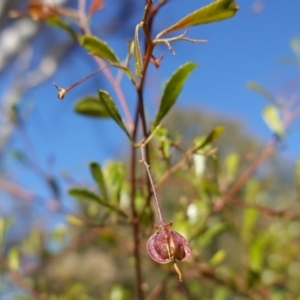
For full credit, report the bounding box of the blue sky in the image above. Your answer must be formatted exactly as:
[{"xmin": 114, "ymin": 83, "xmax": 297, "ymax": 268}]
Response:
[{"xmin": 1, "ymin": 0, "xmax": 300, "ymax": 208}]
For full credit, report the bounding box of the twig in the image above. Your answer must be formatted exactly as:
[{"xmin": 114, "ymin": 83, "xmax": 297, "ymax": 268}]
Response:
[
  {"xmin": 225, "ymin": 138, "xmax": 276, "ymax": 199},
  {"xmin": 53, "ymin": 67, "xmax": 107, "ymax": 99},
  {"xmin": 140, "ymin": 144, "xmax": 163, "ymax": 223},
  {"xmin": 145, "ymin": 275, "xmax": 170, "ymax": 300},
  {"xmin": 77, "ymin": 0, "xmax": 134, "ymax": 131},
  {"xmin": 230, "ymin": 197, "xmax": 300, "ymax": 221},
  {"xmin": 155, "ymin": 148, "xmax": 193, "ymax": 190},
  {"xmin": 154, "ymin": 30, "xmax": 208, "ymax": 55}
]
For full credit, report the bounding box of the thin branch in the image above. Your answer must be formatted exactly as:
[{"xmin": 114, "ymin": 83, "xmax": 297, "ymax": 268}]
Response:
[
  {"xmin": 156, "ymin": 149, "xmax": 193, "ymax": 190},
  {"xmin": 140, "ymin": 145, "xmax": 164, "ymax": 224},
  {"xmin": 154, "ymin": 30, "xmax": 208, "ymax": 55},
  {"xmin": 130, "ymin": 102, "xmax": 144, "ymax": 300},
  {"xmin": 77, "ymin": 0, "xmax": 134, "ymax": 131},
  {"xmin": 145, "ymin": 275, "xmax": 171, "ymax": 300},
  {"xmin": 225, "ymin": 138, "xmax": 276, "ymax": 199},
  {"xmin": 229, "ymin": 197, "xmax": 300, "ymax": 221},
  {"xmin": 223, "ymin": 99, "xmax": 300, "ymax": 206},
  {"xmin": 53, "ymin": 67, "xmax": 107, "ymax": 99}
]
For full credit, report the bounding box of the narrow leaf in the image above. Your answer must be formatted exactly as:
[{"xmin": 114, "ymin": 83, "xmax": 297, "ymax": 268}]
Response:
[
  {"xmin": 0, "ymin": 218, "xmax": 5, "ymax": 245},
  {"xmin": 197, "ymin": 223, "xmax": 227, "ymax": 247},
  {"xmin": 82, "ymin": 35, "xmax": 120, "ymax": 64},
  {"xmin": 152, "ymin": 62, "xmax": 197, "ymax": 128},
  {"xmin": 262, "ymin": 105, "xmax": 284, "ymax": 137},
  {"xmin": 210, "ymin": 249, "xmax": 226, "ymax": 265},
  {"xmin": 225, "ymin": 152, "xmax": 240, "ymax": 183},
  {"xmin": 193, "ymin": 154, "xmax": 206, "ymax": 177},
  {"xmin": 66, "ymin": 214, "xmax": 84, "ymax": 226},
  {"xmin": 90, "ymin": 162, "xmax": 108, "ymax": 201},
  {"xmin": 74, "ymin": 96, "xmax": 111, "ymax": 118},
  {"xmin": 47, "ymin": 16, "xmax": 79, "ymax": 42},
  {"xmin": 69, "ymin": 186, "xmax": 127, "ymax": 218},
  {"xmin": 69, "ymin": 187, "xmax": 100, "ymax": 203},
  {"xmin": 112, "ymin": 64, "xmax": 136, "ymax": 84},
  {"xmin": 249, "ymin": 234, "xmax": 269, "ymax": 272},
  {"xmin": 290, "ymin": 37, "xmax": 300, "ymax": 60},
  {"xmin": 159, "ymin": 0, "xmax": 238, "ymax": 37},
  {"xmin": 8, "ymin": 247, "xmax": 20, "ymax": 270},
  {"xmin": 193, "ymin": 126, "xmax": 225, "ymax": 152},
  {"xmin": 98, "ymin": 90, "xmax": 132, "ymax": 140},
  {"xmin": 247, "ymin": 81, "xmax": 277, "ymax": 104},
  {"xmin": 134, "ymin": 24, "xmax": 143, "ymax": 77},
  {"xmin": 241, "ymin": 180, "xmax": 260, "ymax": 242}
]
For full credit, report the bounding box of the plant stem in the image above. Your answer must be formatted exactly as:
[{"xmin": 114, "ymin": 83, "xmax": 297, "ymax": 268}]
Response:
[
  {"xmin": 130, "ymin": 1, "xmax": 169, "ymax": 298},
  {"xmin": 140, "ymin": 145, "xmax": 164, "ymax": 224},
  {"xmin": 130, "ymin": 106, "xmax": 144, "ymax": 300}
]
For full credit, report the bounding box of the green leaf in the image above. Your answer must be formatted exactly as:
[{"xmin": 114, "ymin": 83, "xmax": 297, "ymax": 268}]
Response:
[
  {"xmin": 193, "ymin": 126, "xmax": 225, "ymax": 152},
  {"xmin": 197, "ymin": 223, "xmax": 227, "ymax": 247},
  {"xmin": 82, "ymin": 35, "xmax": 120, "ymax": 64},
  {"xmin": 0, "ymin": 218, "xmax": 13, "ymax": 246},
  {"xmin": 210, "ymin": 249, "xmax": 226, "ymax": 265},
  {"xmin": 69, "ymin": 187, "xmax": 101, "ymax": 203},
  {"xmin": 46, "ymin": 16, "xmax": 79, "ymax": 42},
  {"xmin": 8, "ymin": 247, "xmax": 20, "ymax": 270},
  {"xmin": 90, "ymin": 162, "xmax": 108, "ymax": 201},
  {"xmin": 249, "ymin": 234, "xmax": 269, "ymax": 272},
  {"xmin": 160, "ymin": 0, "xmax": 238, "ymax": 36},
  {"xmin": 152, "ymin": 62, "xmax": 197, "ymax": 128},
  {"xmin": 246, "ymin": 81, "xmax": 277, "ymax": 104},
  {"xmin": 64, "ymin": 283, "xmax": 86, "ymax": 300},
  {"xmin": 22, "ymin": 229, "xmax": 41, "ymax": 254},
  {"xmin": 241, "ymin": 179, "xmax": 260, "ymax": 242},
  {"xmin": 225, "ymin": 152, "xmax": 240, "ymax": 183},
  {"xmin": 213, "ymin": 287, "xmax": 230, "ymax": 300},
  {"xmin": 98, "ymin": 90, "xmax": 132, "ymax": 140},
  {"xmin": 134, "ymin": 24, "xmax": 143, "ymax": 77},
  {"xmin": 193, "ymin": 154, "xmax": 206, "ymax": 177},
  {"xmin": 290, "ymin": 37, "xmax": 300, "ymax": 60},
  {"xmin": 66, "ymin": 214, "xmax": 84, "ymax": 226},
  {"xmin": 0, "ymin": 218, "xmax": 4, "ymax": 246},
  {"xmin": 74, "ymin": 96, "xmax": 111, "ymax": 118},
  {"xmin": 112, "ymin": 64, "xmax": 136, "ymax": 83},
  {"xmin": 262, "ymin": 105, "xmax": 284, "ymax": 137},
  {"xmin": 11, "ymin": 150, "xmax": 31, "ymax": 166},
  {"xmin": 69, "ymin": 183, "xmax": 128, "ymax": 219}
]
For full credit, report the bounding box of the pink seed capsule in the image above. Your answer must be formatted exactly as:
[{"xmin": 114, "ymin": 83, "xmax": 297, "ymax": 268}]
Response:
[{"xmin": 146, "ymin": 223, "xmax": 191, "ymax": 264}]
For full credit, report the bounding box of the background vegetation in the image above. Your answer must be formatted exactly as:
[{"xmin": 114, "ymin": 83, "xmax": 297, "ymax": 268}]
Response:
[{"xmin": 0, "ymin": 1, "xmax": 300, "ymax": 299}]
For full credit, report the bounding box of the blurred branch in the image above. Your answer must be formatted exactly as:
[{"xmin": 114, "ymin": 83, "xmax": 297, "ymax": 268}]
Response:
[
  {"xmin": 145, "ymin": 275, "xmax": 170, "ymax": 300},
  {"xmin": 230, "ymin": 197, "xmax": 300, "ymax": 221},
  {"xmin": 77, "ymin": 0, "xmax": 134, "ymax": 131},
  {"xmin": 0, "ymin": 176, "xmax": 100, "ymax": 226},
  {"xmin": 0, "ymin": 253, "xmax": 46, "ymax": 300},
  {"xmin": 224, "ymin": 100, "xmax": 300, "ymax": 202},
  {"xmin": 225, "ymin": 137, "xmax": 276, "ymax": 200}
]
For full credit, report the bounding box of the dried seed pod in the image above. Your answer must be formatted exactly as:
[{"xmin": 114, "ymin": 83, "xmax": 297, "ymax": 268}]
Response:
[{"xmin": 147, "ymin": 222, "xmax": 191, "ymax": 281}]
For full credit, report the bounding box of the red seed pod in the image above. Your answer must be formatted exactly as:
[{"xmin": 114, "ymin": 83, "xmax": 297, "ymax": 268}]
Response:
[{"xmin": 146, "ymin": 223, "xmax": 191, "ymax": 264}]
